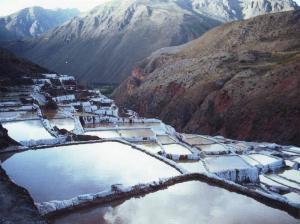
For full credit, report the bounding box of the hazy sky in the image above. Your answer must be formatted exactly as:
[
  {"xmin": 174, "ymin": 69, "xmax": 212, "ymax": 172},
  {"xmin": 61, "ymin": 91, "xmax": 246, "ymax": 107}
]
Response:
[
  {"xmin": 0, "ymin": 0, "xmax": 299, "ymax": 16},
  {"xmin": 0, "ymin": 0, "xmax": 111, "ymax": 16}
]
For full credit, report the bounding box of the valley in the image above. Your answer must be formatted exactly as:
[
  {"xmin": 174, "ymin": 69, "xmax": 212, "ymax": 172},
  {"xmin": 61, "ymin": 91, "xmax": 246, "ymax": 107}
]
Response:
[{"xmin": 0, "ymin": 1, "xmax": 299, "ymax": 223}]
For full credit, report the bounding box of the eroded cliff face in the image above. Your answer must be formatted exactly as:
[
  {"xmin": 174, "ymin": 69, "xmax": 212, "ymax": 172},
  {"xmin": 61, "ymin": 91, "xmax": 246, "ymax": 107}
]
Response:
[{"xmin": 113, "ymin": 10, "xmax": 300, "ymax": 146}]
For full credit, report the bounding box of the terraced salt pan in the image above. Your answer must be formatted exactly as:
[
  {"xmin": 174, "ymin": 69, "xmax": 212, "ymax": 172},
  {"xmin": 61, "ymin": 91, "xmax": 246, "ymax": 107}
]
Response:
[
  {"xmin": 259, "ymin": 175, "xmax": 287, "ymax": 188},
  {"xmin": 85, "ymin": 130, "xmax": 120, "ymax": 138},
  {"xmin": 198, "ymin": 144, "xmax": 228, "ymax": 154},
  {"xmin": 116, "ymin": 122, "xmax": 161, "ymax": 128},
  {"xmin": 0, "ymin": 110, "xmax": 37, "ymax": 120},
  {"xmin": 136, "ymin": 142, "xmax": 162, "ymax": 154},
  {"xmin": 1, "ymin": 142, "xmax": 178, "ymax": 202},
  {"xmin": 279, "ymin": 170, "xmax": 300, "ymax": 184},
  {"xmin": 267, "ymin": 174, "xmax": 300, "ymax": 191},
  {"xmin": 248, "ymin": 154, "xmax": 284, "ymax": 171},
  {"xmin": 163, "ymin": 144, "xmax": 192, "ymax": 155},
  {"xmin": 49, "ymin": 118, "xmax": 75, "ymax": 131},
  {"xmin": 83, "ymin": 123, "xmax": 116, "ymax": 129},
  {"xmin": 248, "ymin": 154, "xmax": 280, "ymax": 166},
  {"xmin": 288, "ymin": 147, "xmax": 300, "ymax": 154},
  {"xmin": 178, "ymin": 161, "xmax": 207, "ymax": 173},
  {"xmin": 293, "ymin": 157, "xmax": 300, "ymax": 163},
  {"xmin": 205, "ymin": 155, "xmax": 258, "ymax": 182},
  {"xmin": 118, "ymin": 129, "xmax": 155, "ymax": 139},
  {"xmin": 157, "ymin": 135, "xmax": 176, "ymax": 144},
  {"xmin": 241, "ymin": 155, "xmax": 260, "ymax": 166},
  {"xmin": 183, "ymin": 136, "xmax": 215, "ymax": 145},
  {"xmin": 2, "ymin": 120, "xmax": 54, "ymax": 142},
  {"xmin": 284, "ymin": 192, "xmax": 300, "ymax": 204},
  {"xmin": 51, "ymin": 181, "xmax": 299, "ymax": 224}
]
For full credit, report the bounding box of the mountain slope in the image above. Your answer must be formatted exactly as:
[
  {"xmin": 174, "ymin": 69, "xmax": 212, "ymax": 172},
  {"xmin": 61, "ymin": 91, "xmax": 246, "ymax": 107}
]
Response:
[
  {"xmin": 6, "ymin": 0, "xmax": 221, "ymax": 84},
  {"xmin": 189, "ymin": 0, "xmax": 298, "ymax": 21},
  {"xmin": 0, "ymin": 7, "xmax": 79, "ymax": 41},
  {"xmin": 0, "ymin": 47, "xmax": 48, "ymax": 78},
  {"xmin": 4, "ymin": 0, "xmax": 298, "ymax": 84},
  {"xmin": 113, "ymin": 10, "xmax": 300, "ymax": 146}
]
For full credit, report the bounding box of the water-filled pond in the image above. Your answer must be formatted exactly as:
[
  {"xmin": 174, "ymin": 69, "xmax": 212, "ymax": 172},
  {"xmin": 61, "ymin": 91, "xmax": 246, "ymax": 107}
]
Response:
[
  {"xmin": 49, "ymin": 118, "xmax": 75, "ymax": 131},
  {"xmin": 248, "ymin": 154, "xmax": 279, "ymax": 165},
  {"xmin": 51, "ymin": 181, "xmax": 299, "ymax": 224},
  {"xmin": 2, "ymin": 120, "xmax": 54, "ymax": 142},
  {"xmin": 118, "ymin": 129, "xmax": 155, "ymax": 138},
  {"xmin": 163, "ymin": 144, "xmax": 192, "ymax": 155},
  {"xmin": 199, "ymin": 144, "xmax": 228, "ymax": 154},
  {"xmin": 0, "ymin": 111, "xmax": 37, "ymax": 120},
  {"xmin": 266, "ymin": 174, "xmax": 300, "ymax": 190},
  {"xmin": 135, "ymin": 142, "xmax": 162, "ymax": 154},
  {"xmin": 116, "ymin": 122, "xmax": 161, "ymax": 128},
  {"xmin": 184, "ymin": 136, "xmax": 215, "ymax": 145},
  {"xmin": 178, "ymin": 161, "xmax": 207, "ymax": 173},
  {"xmin": 85, "ymin": 131, "xmax": 120, "ymax": 138},
  {"xmin": 156, "ymin": 135, "xmax": 176, "ymax": 144},
  {"xmin": 205, "ymin": 155, "xmax": 251, "ymax": 173},
  {"xmin": 1, "ymin": 142, "xmax": 179, "ymax": 202},
  {"xmin": 279, "ymin": 170, "xmax": 300, "ymax": 183}
]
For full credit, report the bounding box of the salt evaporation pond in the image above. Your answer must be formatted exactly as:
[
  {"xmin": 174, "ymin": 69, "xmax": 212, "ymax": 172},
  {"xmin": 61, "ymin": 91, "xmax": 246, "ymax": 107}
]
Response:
[
  {"xmin": 85, "ymin": 131, "xmax": 120, "ymax": 138},
  {"xmin": 157, "ymin": 135, "xmax": 176, "ymax": 144},
  {"xmin": 184, "ymin": 136, "xmax": 215, "ymax": 145},
  {"xmin": 199, "ymin": 143, "xmax": 228, "ymax": 154},
  {"xmin": 118, "ymin": 129, "xmax": 155, "ymax": 138},
  {"xmin": 136, "ymin": 142, "xmax": 162, "ymax": 154},
  {"xmin": 1, "ymin": 142, "xmax": 179, "ymax": 202},
  {"xmin": 49, "ymin": 118, "xmax": 75, "ymax": 131},
  {"xmin": 178, "ymin": 161, "xmax": 207, "ymax": 173},
  {"xmin": 2, "ymin": 120, "xmax": 54, "ymax": 142},
  {"xmin": 163, "ymin": 144, "xmax": 192, "ymax": 155},
  {"xmin": 51, "ymin": 181, "xmax": 299, "ymax": 224}
]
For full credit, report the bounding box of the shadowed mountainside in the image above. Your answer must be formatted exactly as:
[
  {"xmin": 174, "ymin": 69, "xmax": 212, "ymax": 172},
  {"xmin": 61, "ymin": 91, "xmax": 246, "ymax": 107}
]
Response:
[{"xmin": 0, "ymin": 47, "xmax": 49, "ymax": 78}]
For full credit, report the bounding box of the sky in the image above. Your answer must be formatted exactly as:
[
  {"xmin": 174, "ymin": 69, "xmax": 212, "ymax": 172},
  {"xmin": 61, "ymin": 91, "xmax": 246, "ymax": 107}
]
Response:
[
  {"xmin": 0, "ymin": 0, "xmax": 111, "ymax": 16},
  {"xmin": 0, "ymin": 0, "xmax": 299, "ymax": 16}
]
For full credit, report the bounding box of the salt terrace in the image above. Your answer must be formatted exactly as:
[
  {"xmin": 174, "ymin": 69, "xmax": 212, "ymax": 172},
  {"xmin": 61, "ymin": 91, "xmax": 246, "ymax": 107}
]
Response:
[{"xmin": 0, "ymin": 73, "xmax": 299, "ymax": 223}]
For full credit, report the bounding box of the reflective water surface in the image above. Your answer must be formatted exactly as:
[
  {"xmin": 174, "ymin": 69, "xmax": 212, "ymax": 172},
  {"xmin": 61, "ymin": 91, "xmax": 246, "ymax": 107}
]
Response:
[
  {"xmin": 49, "ymin": 118, "xmax": 75, "ymax": 131},
  {"xmin": 2, "ymin": 142, "xmax": 179, "ymax": 202},
  {"xmin": 2, "ymin": 120, "xmax": 54, "ymax": 141},
  {"xmin": 51, "ymin": 181, "xmax": 299, "ymax": 224},
  {"xmin": 163, "ymin": 144, "xmax": 191, "ymax": 155}
]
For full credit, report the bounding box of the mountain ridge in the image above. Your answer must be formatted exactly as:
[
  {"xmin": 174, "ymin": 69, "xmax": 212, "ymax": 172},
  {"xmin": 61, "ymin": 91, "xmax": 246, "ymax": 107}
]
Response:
[
  {"xmin": 4, "ymin": 0, "xmax": 298, "ymax": 84},
  {"xmin": 0, "ymin": 7, "xmax": 80, "ymax": 41}
]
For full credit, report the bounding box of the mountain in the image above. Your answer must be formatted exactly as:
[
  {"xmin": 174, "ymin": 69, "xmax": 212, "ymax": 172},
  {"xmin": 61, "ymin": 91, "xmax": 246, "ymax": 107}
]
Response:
[
  {"xmin": 189, "ymin": 0, "xmax": 299, "ymax": 21},
  {"xmin": 4, "ymin": 0, "xmax": 298, "ymax": 84},
  {"xmin": 5, "ymin": 0, "xmax": 221, "ymax": 84},
  {"xmin": 0, "ymin": 7, "xmax": 80, "ymax": 41},
  {"xmin": 113, "ymin": 10, "xmax": 300, "ymax": 146},
  {"xmin": 0, "ymin": 47, "xmax": 49, "ymax": 78}
]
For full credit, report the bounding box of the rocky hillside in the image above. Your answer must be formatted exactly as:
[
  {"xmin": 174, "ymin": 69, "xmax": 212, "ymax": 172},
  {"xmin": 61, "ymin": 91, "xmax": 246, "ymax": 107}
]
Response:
[
  {"xmin": 0, "ymin": 7, "xmax": 79, "ymax": 41},
  {"xmin": 6, "ymin": 0, "xmax": 298, "ymax": 85},
  {"xmin": 113, "ymin": 10, "xmax": 300, "ymax": 146}
]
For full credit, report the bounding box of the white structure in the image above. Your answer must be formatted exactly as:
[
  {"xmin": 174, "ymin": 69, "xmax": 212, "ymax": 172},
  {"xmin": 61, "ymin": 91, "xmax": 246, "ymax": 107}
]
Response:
[{"xmin": 52, "ymin": 95, "xmax": 76, "ymax": 103}]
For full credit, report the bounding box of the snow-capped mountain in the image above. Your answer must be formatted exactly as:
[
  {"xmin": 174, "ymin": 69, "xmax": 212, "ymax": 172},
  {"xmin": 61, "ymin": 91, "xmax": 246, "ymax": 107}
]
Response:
[
  {"xmin": 6, "ymin": 0, "xmax": 299, "ymax": 84},
  {"xmin": 0, "ymin": 7, "xmax": 80, "ymax": 41},
  {"xmin": 189, "ymin": 0, "xmax": 299, "ymax": 21}
]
